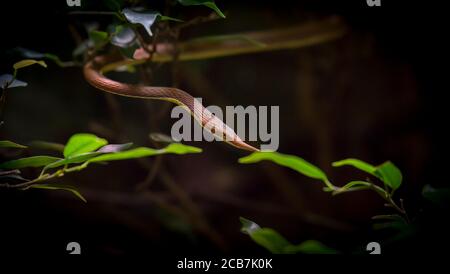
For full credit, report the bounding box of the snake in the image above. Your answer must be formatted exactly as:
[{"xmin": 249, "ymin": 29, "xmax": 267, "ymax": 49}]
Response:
[
  {"xmin": 83, "ymin": 18, "xmax": 346, "ymax": 152},
  {"xmin": 83, "ymin": 55, "xmax": 259, "ymax": 152}
]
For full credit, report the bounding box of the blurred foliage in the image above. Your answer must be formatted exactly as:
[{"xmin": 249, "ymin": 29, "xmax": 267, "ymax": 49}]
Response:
[{"xmin": 240, "ymin": 217, "xmax": 337, "ymax": 254}]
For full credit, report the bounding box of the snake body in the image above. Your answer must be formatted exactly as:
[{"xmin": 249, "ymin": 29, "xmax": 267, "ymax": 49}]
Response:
[
  {"xmin": 83, "ymin": 18, "xmax": 347, "ymax": 152},
  {"xmin": 83, "ymin": 55, "xmax": 259, "ymax": 152}
]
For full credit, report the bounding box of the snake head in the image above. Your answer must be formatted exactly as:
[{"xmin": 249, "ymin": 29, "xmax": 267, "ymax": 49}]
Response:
[{"xmin": 202, "ymin": 113, "xmax": 260, "ymax": 152}]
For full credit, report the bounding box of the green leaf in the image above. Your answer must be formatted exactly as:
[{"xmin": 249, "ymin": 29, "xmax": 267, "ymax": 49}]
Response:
[
  {"xmin": 121, "ymin": 9, "xmax": 182, "ymax": 38},
  {"xmin": 63, "ymin": 133, "xmax": 108, "ymax": 158},
  {"xmin": 162, "ymin": 143, "xmax": 202, "ymax": 154},
  {"xmin": 13, "ymin": 59, "xmax": 47, "ymax": 70},
  {"xmin": 43, "ymin": 53, "xmax": 69, "ymax": 67},
  {"xmin": 239, "ymin": 151, "xmax": 329, "ymax": 182},
  {"xmin": 332, "ymin": 158, "xmax": 403, "ymax": 191},
  {"xmin": 87, "ymin": 147, "xmax": 159, "ymax": 163},
  {"xmin": 14, "ymin": 47, "xmax": 46, "ymax": 59},
  {"xmin": 375, "ymin": 161, "xmax": 402, "ymax": 190},
  {"xmin": 89, "ymin": 30, "xmax": 109, "ymax": 48},
  {"xmin": 87, "ymin": 143, "xmax": 201, "ymax": 163},
  {"xmin": 122, "ymin": 9, "xmax": 159, "ymax": 36},
  {"xmin": 0, "ymin": 74, "xmax": 27, "ymax": 89},
  {"xmin": 178, "ymin": 0, "xmax": 226, "ymax": 18},
  {"xmin": 249, "ymin": 228, "xmax": 292, "ymax": 254},
  {"xmin": 159, "ymin": 15, "xmax": 184, "ymax": 22},
  {"xmin": 0, "ymin": 140, "xmax": 27, "ymax": 149},
  {"xmin": 0, "ymin": 156, "xmax": 62, "ymax": 169},
  {"xmin": 239, "ymin": 217, "xmax": 336, "ymax": 254},
  {"xmin": 332, "ymin": 158, "xmax": 377, "ymax": 175},
  {"xmin": 30, "ymin": 184, "xmax": 87, "ymax": 203},
  {"xmin": 284, "ymin": 240, "xmax": 338, "ymax": 254}
]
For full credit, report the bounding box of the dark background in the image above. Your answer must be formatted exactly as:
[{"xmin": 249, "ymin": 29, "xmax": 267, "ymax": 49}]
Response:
[{"xmin": 1, "ymin": 0, "xmax": 448, "ymax": 256}]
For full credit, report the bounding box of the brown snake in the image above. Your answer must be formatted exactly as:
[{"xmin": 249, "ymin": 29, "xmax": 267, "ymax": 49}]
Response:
[
  {"xmin": 83, "ymin": 17, "xmax": 345, "ymax": 152},
  {"xmin": 83, "ymin": 55, "xmax": 259, "ymax": 152}
]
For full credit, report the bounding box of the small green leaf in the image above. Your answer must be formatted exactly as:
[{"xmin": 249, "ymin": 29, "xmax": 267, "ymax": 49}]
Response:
[
  {"xmin": 13, "ymin": 59, "xmax": 47, "ymax": 70},
  {"xmin": 284, "ymin": 240, "xmax": 338, "ymax": 254},
  {"xmin": 372, "ymin": 214, "xmax": 405, "ymax": 222},
  {"xmin": 375, "ymin": 161, "xmax": 402, "ymax": 190},
  {"xmin": 48, "ymin": 142, "xmax": 133, "ymax": 169},
  {"xmin": 239, "ymin": 151, "xmax": 328, "ymax": 182},
  {"xmin": 0, "ymin": 140, "xmax": 27, "ymax": 149},
  {"xmin": 63, "ymin": 133, "xmax": 108, "ymax": 158},
  {"xmin": 249, "ymin": 228, "xmax": 292, "ymax": 254},
  {"xmin": 122, "ymin": 8, "xmax": 159, "ymax": 36},
  {"xmin": 30, "ymin": 184, "xmax": 87, "ymax": 203},
  {"xmin": 121, "ymin": 9, "xmax": 183, "ymax": 38},
  {"xmin": 0, "ymin": 74, "xmax": 27, "ymax": 89},
  {"xmin": 159, "ymin": 15, "xmax": 184, "ymax": 22},
  {"xmin": 332, "ymin": 158, "xmax": 377, "ymax": 175},
  {"xmin": 0, "ymin": 156, "xmax": 62, "ymax": 169},
  {"xmin": 103, "ymin": 0, "xmax": 124, "ymax": 11},
  {"xmin": 240, "ymin": 217, "xmax": 261, "ymax": 234},
  {"xmin": 89, "ymin": 30, "xmax": 109, "ymax": 48},
  {"xmin": 161, "ymin": 143, "xmax": 202, "ymax": 154},
  {"xmin": 111, "ymin": 25, "xmax": 136, "ymax": 48},
  {"xmin": 178, "ymin": 0, "xmax": 226, "ymax": 18}
]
